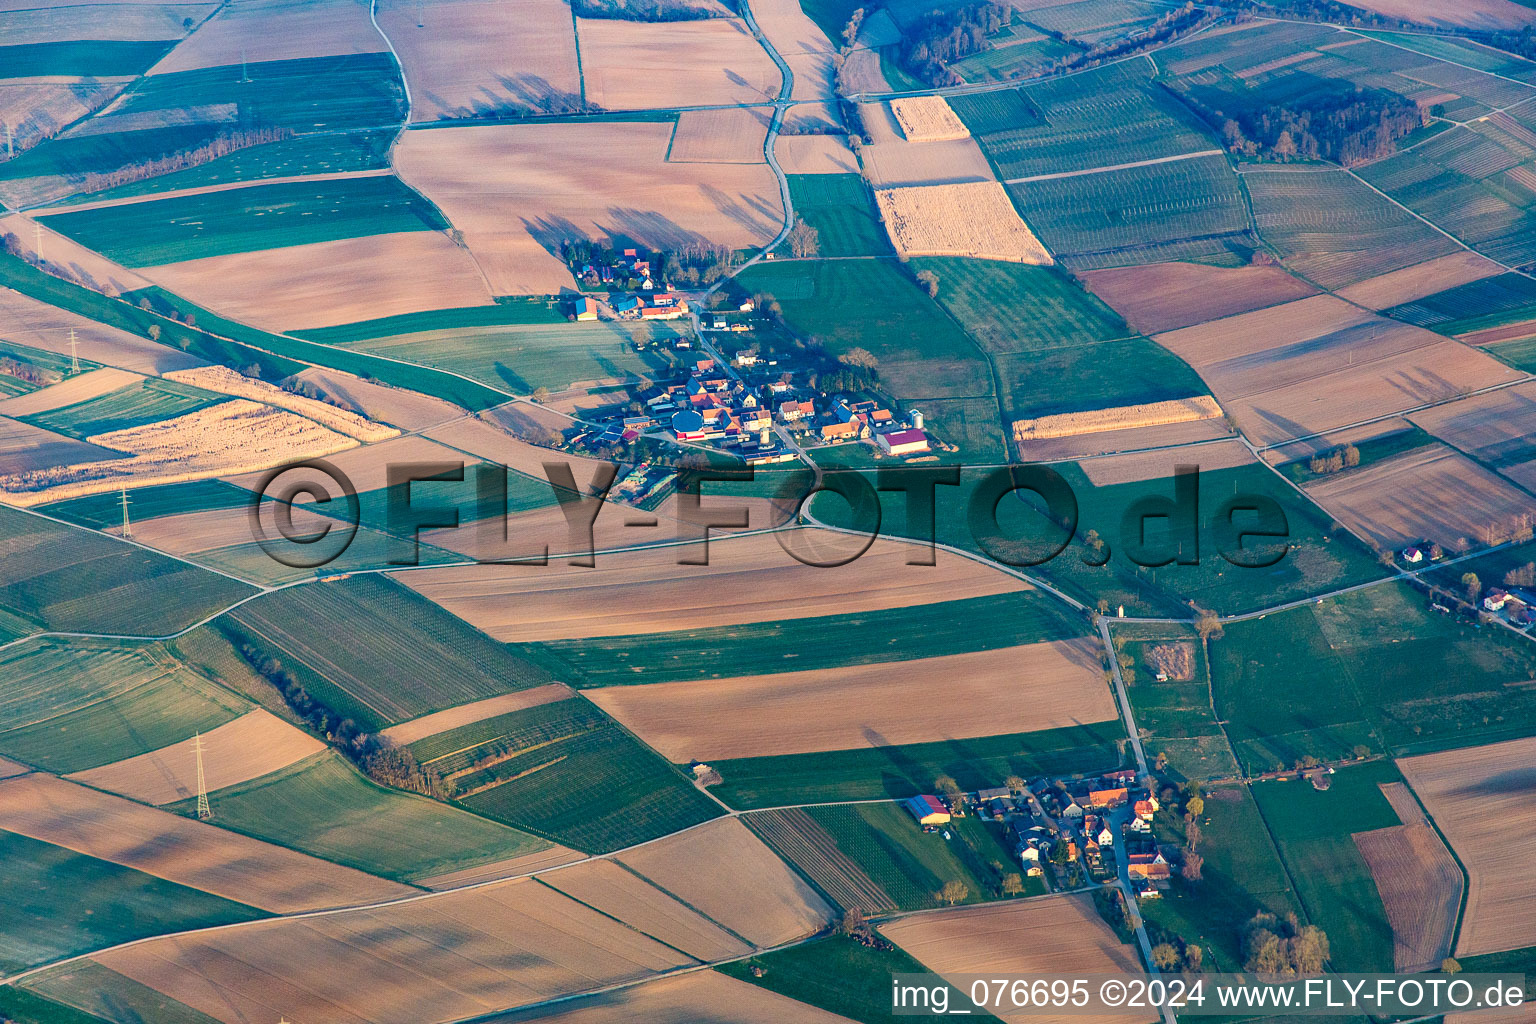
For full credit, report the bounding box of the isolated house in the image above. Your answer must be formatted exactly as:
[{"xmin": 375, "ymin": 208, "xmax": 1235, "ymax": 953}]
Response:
[{"xmin": 904, "ymin": 795, "xmax": 951, "ymax": 826}]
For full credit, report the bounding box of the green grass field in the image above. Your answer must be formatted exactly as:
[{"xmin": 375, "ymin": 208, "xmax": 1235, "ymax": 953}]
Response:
[
  {"xmin": 708, "ymin": 723, "xmax": 1125, "ymax": 808},
  {"xmin": 168, "ymin": 751, "xmax": 549, "ymax": 882},
  {"xmin": 223, "ymin": 575, "xmax": 559, "ymax": 729},
  {"xmin": 1250, "ymin": 762, "xmax": 1401, "ymax": 973},
  {"xmin": 719, "ymin": 934, "xmax": 1002, "ymax": 1024},
  {"xmin": 804, "ymin": 802, "xmax": 1039, "ymax": 910},
  {"xmin": 0, "ymin": 830, "xmax": 263, "ymax": 973},
  {"xmin": 0, "ymin": 639, "xmax": 249, "ymax": 773},
  {"xmin": 1277, "ymin": 426, "xmax": 1436, "ymax": 485},
  {"xmin": 534, "ymin": 591, "xmax": 1088, "ymax": 686},
  {"xmin": 783, "ymin": 175, "xmax": 891, "ymax": 258},
  {"xmin": 1111, "ymin": 622, "xmax": 1240, "ymax": 782},
  {"xmin": 24, "ymin": 378, "xmax": 225, "ymax": 438},
  {"xmin": 0, "ymin": 506, "xmax": 255, "ymax": 639},
  {"xmin": 292, "ymin": 298, "xmax": 566, "ymax": 342},
  {"xmin": 416, "ymin": 696, "xmax": 723, "ymax": 853},
  {"xmin": 41, "ymin": 479, "xmax": 254, "ymax": 530},
  {"xmin": 0, "ymin": 340, "xmax": 96, "ymax": 397},
  {"xmin": 41, "ymin": 175, "xmax": 446, "ymax": 267},
  {"xmin": 0, "ymin": 39, "xmax": 175, "ymax": 78}
]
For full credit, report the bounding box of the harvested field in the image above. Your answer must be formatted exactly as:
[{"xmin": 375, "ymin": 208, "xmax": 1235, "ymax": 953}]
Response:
[
  {"xmin": 1408, "ymin": 381, "xmax": 1536, "ymax": 492},
  {"xmin": 66, "ymin": 709, "xmax": 324, "ymax": 805},
  {"xmin": 1335, "ymin": 0, "xmax": 1535, "ymax": 30},
  {"xmin": 837, "ymin": 46, "xmax": 892, "ymax": 94},
  {"xmin": 377, "ymin": 0, "xmax": 580, "ymax": 121},
  {"xmin": 774, "ymin": 133, "xmax": 858, "ymax": 174},
  {"xmin": 0, "ymin": 4, "xmax": 208, "ymax": 43},
  {"xmin": 1152, "ymin": 295, "xmax": 1521, "ymax": 446},
  {"xmin": 879, "ymin": 895, "xmax": 1152, "ymax": 1024},
  {"xmin": 221, "ymin": 431, "xmax": 466, "ymax": 496},
  {"xmin": 1305, "ymin": 444, "xmax": 1532, "ymax": 550},
  {"xmin": 0, "ymin": 400, "xmax": 359, "ymax": 505},
  {"xmin": 1079, "ymin": 438, "xmax": 1255, "ymax": 486},
  {"xmin": 378, "ymin": 684, "xmax": 576, "ymax": 746},
  {"xmin": 576, "ymin": 15, "xmax": 778, "ymax": 109},
  {"xmin": 1354, "ymin": 784, "xmax": 1462, "ymax": 971},
  {"xmin": 859, "ymin": 135, "xmax": 995, "ymax": 187},
  {"xmin": 1014, "ymin": 417, "xmax": 1233, "ymax": 462},
  {"xmin": 669, "ymin": 107, "xmax": 769, "ymax": 164},
  {"xmin": 423, "ymin": 413, "xmax": 609, "ymax": 487},
  {"xmin": 393, "ymin": 122, "xmax": 781, "ymax": 294},
  {"xmin": 0, "ymin": 368, "xmax": 141, "ymax": 417},
  {"xmin": 617, "ymin": 817, "xmax": 832, "ymax": 948},
  {"xmin": 748, "ymin": 807, "xmax": 896, "ymax": 915},
  {"xmin": 0, "ymin": 417, "xmax": 124, "ymax": 476},
  {"xmin": 415, "ymin": 846, "xmax": 584, "ymax": 890},
  {"xmin": 0, "ymin": 773, "xmax": 412, "ymax": 912},
  {"xmin": 395, "ymin": 530, "xmax": 1028, "ymax": 641},
  {"xmin": 1080, "ymin": 262, "xmax": 1319, "ymax": 335},
  {"xmin": 1335, "ymin": 252, "xmax": 1504, "ymax": 310},
  {"xmin": 751, "ymin": 0, "xmax": 835, "ymax": 55},
  {"xmin": 0, "ymin": 212, "xmax": 149, "ymax": 296},
  {"xmin": 890, "ymin": 95, "xmax": 969, "ymax": 142},
  {"xmin": 91, "ymin": 876, "xmax": 695, "ymax": 1024},
  {"xmin": 0, "ymin": 289, "xmax": 201, "ymax": 375},
  {"xmin": 146, "ymin": 0, "xmax": 386, "ymax": 75},
  {"xmin": 291, "ymin": 367, "xmax": 463, "ymax": 430},
  {"xmin": 1399, "ymin": 736, "xmax": 1536, "ymax": 955},
  {"xmin": 488, "ymin": 971, "xmax": 858, "ymax": 1024},
  {"xmin": 539, "ymin": 859, "xmax": 752, "ymax": 961},
  {"xmin": 875, "ymin": 182, "xmax": 1050, "ymax": 263},
  {"xmin": 586, "ymin": 640, "xmax": 1112, "ymax": 761},
  {"xmin": 1013, "ymin": 395, "xmax": 1221, "ymax": 442},
  {"xmin": 164, "ymin": 366, "xmax": 398, "ymax": 441},
  {"xmin": 97, "ymin": 501, "xmax": 320, "ymax": 559},
  {"xmin": 140, "ymin": 231, "xmax": 496, "ymax": 332}
]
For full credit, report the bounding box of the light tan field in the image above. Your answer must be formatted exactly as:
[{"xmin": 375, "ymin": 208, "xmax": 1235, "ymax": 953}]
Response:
[
  {"xmin": 394, "ymin": 122, "xmax": 783, "ymax": 294},
  {"xmin": 588, "ymin": 640, "xmax": 1111, "ymax": 761},
  {"xmin": 860, "ymin": 136, "xmax": 995, "ymax": 187},
  {"xmin": 66, "ymin": 709, "xmax": 324, "ymax": 805},
  {"xmin": 1336, "ymin": 0, "xmax": 1535, "ymax": 29},
  {"xmin": 1354, "ymin": 782, "xmax": 1461, "ymax": 972},
  {"xmin": 540, "ymin": 859, "xmax": 752, "ymax": 961},
  {"xmin": 751, "ymin": 0, "xmax": 835, "ymax": 55},
  {"xmin": 1152, "ymin": 295, "xmax": 1520, "ymax": 446},
  {"xmin": 0, "ymin": 368, "xmax": 142, "ymax": 417},
  {"xmin": 140, "ymin": 230, "xmax": 497, "ymax": 332},
  {"xmin": 1305, "ymin": 444, "xmax": 1531, "ymax": 550},
  {"xmin": 879, "ymin": 895, "xmax": 1153, "ymax": 1024},
  {"xmin": 1399, "ymin": 736, "xmax": 1536, "ymax": 955},
  {"xmin": 1014, "ymin": 396, "xmax": 1222, "ymax": 442},
  {"xmin": 1334, "ymin": 251, "xmax": 1503, "ymax": 310},
  {"xmin": 0, "ymin": 289, "xmax": 203, "ymax": 375},
  {"xmin": 0, "ymin": 757, "xmax": 26, "ymax": 778},
  {"xmin": 668, "ymin": 107, "xmax": 769, "ymax": 164},
  {"xmin": 377, "ymin": 0, "xmax": 580, "ymax": 121},
  {"xmin": 93, "ymin": 876, "xmax": 695, "ymax": 1024},
  {"xmin": 0, "ymin": 78, "xmax": 130, "ymax": 167},
  {"xmin": 1016, "ymin": 418, "xmax": 1234, "ymax": 463},
  {"xmin": 292, "ymin": 367, "xmax": 464, "ymax": 430},
  {"xmin": 146, "ymin": 0, "xmax": 385, "ymax": 75},
  {"xmin": 415, "ymin": 845, "xmax": 584, "ymax": 890},
  {"xmin": 1, "ymin": 212, "xmax": 150, "ymax": 296},
  {"xmin": 379, "ymin": 684, "xmax": 576, "ymax": 746},
  {"xmin": 98, "ymin": 501, "xmax": 333, "ymax": 559},
  {"xmin": 890, "ymin": 95, "xmax": 969, "ymax": 142},
  {"xmin": 421, "ymin": 413, "xmax": 611, "ymax": 489},
  {"xmin": 1409, "ymin": 380, "xmax": 1536, "ymax": 491},
  {"xmin": 164, "ymin": 366, "xmax": 399, "ymax": 441},
  {"xmin": 876, "ymin": 182, "xmax": 1050, "ymax": 263},
  {"xmin": 837, "ymin": 46, "xmax": 892, "ymax": 93},
  {"xmin": 0, "ymin": 773, "xmax": 412, "ymax": 911},
  {"xmin": 1079, "ymin": 438, "xmax": 1255, "ymax": 486},
  {"xmin": 395, "ymin": 529, "xmax": 1028, "ymax": 641},
  {"xmin": 0, "ymin": 400, "xmax": 362, "ymax": 505},
  {"xmin": 222, "ymin": 431, "xmax": 467, "ymax": 495},
  {"xmin": 617, "ymin": 817, "xmax": 832, "ymax": 948},
  {"xmin": 0, "ymin": 3, "xmax": 209, "ymax": 42},
  {"xmin": 490, "ymin": 971, "xmax": 858, "ymax": 1024},
  {"xmin": 0, "ymin": 418, "xmax": 123, "ymax": 477},
  {"xmin": 775, "ymin": 133, "xmax": 859, "ymax": 174},
  {"xmin": 577, "ymin": 15, "xmax": 779, "ymax": 109},
  {"xmin": 1080, "ymin": 262, "xmax": 1320, "ymax": 335}
]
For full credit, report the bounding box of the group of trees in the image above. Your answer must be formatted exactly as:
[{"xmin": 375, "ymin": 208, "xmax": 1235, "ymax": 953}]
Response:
[
  {"xmin": 897, "ymin": 2, "xmax": 1009, "ymax": 87},
  {"xmin": 1179, "ymin": 81, "xmax": 1425, "ymax": 167},
  {"xmin": 1145, "ymin": 641, "xmax": 1196, "ymax": 682},
  {"xmin": 0, "ymin": 356, "xmax": 59, "ymax": 388},
  {"xmin": 73, "ymin": 127, "xmax": 293, "ymax": 195},
  {"xmin": 1242, "ymin": 912, "xmax": 1330, "ymax": 975},
  {"xmin": 787, "ymin": 218, "xmax": 820, "ymax": 258},
  {"xmin": 1149, "ymin": 939, "xmax": 1204, "ymax": 974},
  {"xmin": 664, "ymin": 242, "xmax": 741, "ymax": 286},
  {"xmin": 1307, "ymin": 443, "xmax": 1360, "ymax": 476}
]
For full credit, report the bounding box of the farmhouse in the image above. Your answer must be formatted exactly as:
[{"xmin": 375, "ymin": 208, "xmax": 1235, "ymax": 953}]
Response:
[
  {"xmin": 877, "ymin": 428, "xmax": 930, "ymax": 456},
  {"xmin": 573, "ymin": 296, "xmax": 599, "ymax": 321},
  {"xmin": 904, "ymin": 794, "xmax": 951, "ymax": 827},
  {"xmin": 1089, "ymin": 787, "xmax": 1129, "ymax": 809},
  {"xmin": 1402, "ymin": 545, "xmax": 1425, "ymax": 564},
  {"xmin": 820, "ymin": 420, "xmax": 863, "ymax": 442}
]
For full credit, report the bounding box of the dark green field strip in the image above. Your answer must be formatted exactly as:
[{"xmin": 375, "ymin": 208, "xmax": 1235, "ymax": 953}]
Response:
[
  {"xmin": 783, "ymin": 174, "xmax": 891, "ymax": 258},
  {"xmin": 533, "ymin": 591, "xmax": 1088, "ymax": 687},
  {"xmin": 23, "ymin": 378, "xmax": 226, "ymax": 438},
  {"xmin": 1278, "ymin": 425, "xmax": 1437, "ymax": 485},
  {"xmin": 0, "ymin": 830, "xmax": 264, "ymax": 973},
  {"xmin": 423, "ymin": 697, "xmax": 723, "ymax": 853},
  {"xmin": 1388, "ymin": 272, "xmax": 1536, "ymax": 334},
  {"xmin": 0, "ymin": 124, "xmax": 230, "ymax": 185},
  {"xmin": 707, "ymin": 722, "xmax": 1125, "ymax": 808},
  {"xmin": 223, "ymin": 576, "xmax": 559, "ymax": 730},
  {"xmin": 912, "ymin": 258, "xmax": 1128, "ymax": 354},
  {"xmin": 291, "ymin": 298, "xmax": 567, "ymax": 343},
  {"xmin": 0, "ymin": 39, "xmax": 177, "ymax": 79},
  {"xmin": 40, "ymin": 175, "xmax": 447, "ymax": 267},
  {"xmin": 167, "ymin": 751, "xmax": 549, "ymax": 882},
  {"xmin": 41, "ymin": 479, "xmax": 255, "ymax": 530},
  {"xmin": 20, "ymin": 963, "xmax": 224, "ymax": 1024},
  {"xmin": 0, "ymin": 505, "xmax": 255, "ymax": 637},
  {"xmin": 63, "ymin": 129, "xmax": 398, "ymax": 206},
  {"xmin": 992, "ymin": 337, "xmax": 1208, "ymax": 422}
]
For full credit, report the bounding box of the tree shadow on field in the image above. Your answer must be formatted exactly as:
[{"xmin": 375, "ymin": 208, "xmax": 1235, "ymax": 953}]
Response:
[
  {"xmin": 494, "ymin": 361, "xmax": 532, "ymax": 392},
  {"xmin": 1453, "ymin": 764, "xmax": 1536, "ymax": 798}
]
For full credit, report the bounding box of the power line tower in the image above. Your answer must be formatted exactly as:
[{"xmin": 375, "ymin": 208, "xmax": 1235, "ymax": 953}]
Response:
[
  {"xmin": 120, "ymin": 487, "xmax": 131, "ymax": 539},
  {"xmin": 69, "ymin": 328, "xmax": 80, "ymax": 375},
  {"xmin": 194, "ymin": 731, "xmax": 212, "ymax": 820}
]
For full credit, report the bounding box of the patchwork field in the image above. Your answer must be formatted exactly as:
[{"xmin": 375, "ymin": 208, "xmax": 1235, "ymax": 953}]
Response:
[
  {"xmin": 586, "ymin": 640, "xmax": 1112, "ymax": 761},
  {"xmin": 378, "ymin": 684, "xmax": 575, "ymax": 746},
  {"xmin": 875, "ymin": 182, "xmax": 1051, "ymax": 262},
  {"xmin": 747, "ymin": 807, "xmax": 896, "ymax": 915},
  {"xmin": 289, "ymin": 366, "xmax": 464, "ymax": 430},
  {"xmin": 576, "ymin": 15, "xmax": 779, "ymax": 109},
  {"xmin": 1354, "ymin": 782, "xmax": 1462, "ymax": 972},
  {"xmin": 858, "ymin": 102, "xmax": 995, "ymax": 187},
  {"xmin": 1400, "ymin": 736, "xmax": 1536, "ymax": 956},
  {"xmin": 784, "ymin": 173, "xmax": 889, "ymax": 257},
  {"xmin": 539, "ymin": 859, "xmax": 751, "ymax": 961},
  {"xmin": 1080, "ymin": 261, "xmax": 1319, "ymax": 335},
  {"xmin": 0, "ymin": 366, "xmax": 140, "ymax": 417},
  {"xmin": 0, "ymin": 287, "xmax": 201, "ymax": 375},
  {"xmin": 775, "ymin": 133, "xmax": 859, "ymax": 174},
  {"xmin": 393, "ymin": 122, "xmax": 782, "ymax": 294}
]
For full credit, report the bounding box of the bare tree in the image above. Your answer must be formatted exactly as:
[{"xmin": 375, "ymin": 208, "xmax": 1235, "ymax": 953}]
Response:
[{"xmin": 787, "ymin": 218, "xmax": 820, "ymax": 258}]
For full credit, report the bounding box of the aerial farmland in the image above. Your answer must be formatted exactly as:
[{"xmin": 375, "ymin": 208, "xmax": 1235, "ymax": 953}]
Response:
[{"xmin": 3, "ymin": 0, "xmax": 1536, "ymax": 1019}]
